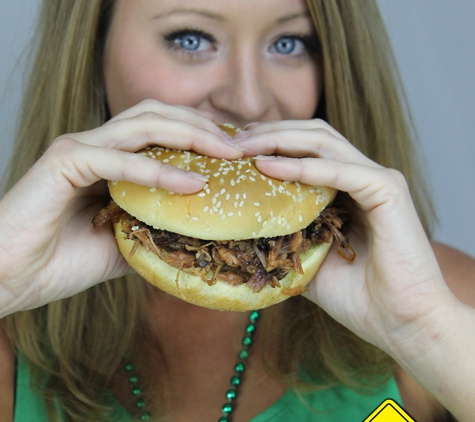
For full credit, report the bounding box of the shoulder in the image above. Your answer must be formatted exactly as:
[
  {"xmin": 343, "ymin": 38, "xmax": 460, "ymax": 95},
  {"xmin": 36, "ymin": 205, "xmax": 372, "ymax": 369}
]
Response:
[
  {"xmin": 0, "ymin": 322, "xmax": 15, "ymax": 422},
  {"xmin": 431, "ymin": 241, "xmax": 475, "ymax": 306}
]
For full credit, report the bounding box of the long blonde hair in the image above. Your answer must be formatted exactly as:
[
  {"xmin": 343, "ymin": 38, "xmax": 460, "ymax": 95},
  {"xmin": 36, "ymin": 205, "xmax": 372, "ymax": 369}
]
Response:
[{"xmin": 3, "ymin": 0, "xmax": 435, "ymax": 420}]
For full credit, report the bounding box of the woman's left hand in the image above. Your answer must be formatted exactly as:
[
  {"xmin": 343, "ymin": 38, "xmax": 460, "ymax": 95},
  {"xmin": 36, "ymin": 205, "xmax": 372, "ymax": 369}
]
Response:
[{"xmin": 234, "ymin": 119, "xmax": 458, "ymax": 355}]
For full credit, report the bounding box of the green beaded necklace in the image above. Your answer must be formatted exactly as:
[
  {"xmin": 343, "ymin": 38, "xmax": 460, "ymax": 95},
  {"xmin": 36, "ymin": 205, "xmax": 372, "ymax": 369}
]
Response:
[{"xmin": 124, "ymin": 310, "xmax": 261, "ymax": 421}]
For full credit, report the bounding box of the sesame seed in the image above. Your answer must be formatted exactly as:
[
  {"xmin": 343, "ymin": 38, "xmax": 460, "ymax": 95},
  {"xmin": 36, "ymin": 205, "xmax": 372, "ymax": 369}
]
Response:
[
  {"xmin": 220, "ymin": 188, "xmax": 226, "ymax": 195},
  {"xmin": 243, "ymin": 193, "xmax": 247, "ymax": 199},
  {"xmin": 198, "ymin": 192, "xmax": 206, "ymax": 197},
  {"xmin": 239, "ymin": 201, "xmax": 245, "ymax": 208},
  {"xmin": 191, "ymin": 217, "xmax": 199, "ymax": 221},
  {"xmin": 122, "ymin": 191, "xmax": 126, "ymax": 197},
  {"xmin": 238, "ymin": 211, "xmax": 242, "ymax": 217},
  {"xmin": 231, "ymin": 180, "xmax": 236, "ymax": 186},
  {"xmin": 249, "ymin": 177, "xmax": 256, "ymax": 182},
  {"xmin": 221, "ymin": 215, "xmax": 226, "ymax": 220},
  {"xmin": 216, "ymin": 201, "xmax": 222, "ymax": 208},
  {"xmin": 255, "ymin": 211, "xmax": 260, "ymax": 217},
  {"xmin": 228, "ymin": 212, "xmax": 234, "ymax": 217},
  {"xmin": 252, "ymin": 232, "xmax": 257, "ymax": 237},
  {"xmin": 265, "ymin": 192, "xmax": 272, "ymax": 197},
  {"xmin": 203, "ymin": 206, "xmax": 209, "ymax": 212},
  {"xmin": 156, "ymin": 201, "xmax": 161, "ymax": 207},
  {"xmin": 254, "ymin": 202, "xmax": 260, "ymax": 207},
  {"xmin": 213, "ymin": 172, "xmax": 220, "ymax": 177},
  {"xmin": 219, "ymin": 208, "xmax": 224, "ymax": 215},
  {"xmin": 131, "ymin": 226, "xmax": 139, "ymax": 231},
  {"xmin": 186, "ymin": 214, "xmax": 190, "ymax": 219},
  {"xmin": 257, "ymin": 216, "xmax": 262, "ymax": 223},
  {"xmin": 112, "ymin": 180, "xmax": 117, "ymax": 185},
  {"xmin": 299, "ymin": 215, "xmax": 303, "ymax": 222},
  {"xmin": 235, "ymin": 193, "xmax": 240, "ymax": 200}
]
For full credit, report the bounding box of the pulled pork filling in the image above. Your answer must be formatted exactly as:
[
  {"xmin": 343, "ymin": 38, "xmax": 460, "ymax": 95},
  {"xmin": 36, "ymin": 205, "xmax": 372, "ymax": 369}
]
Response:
[{"xmin": 93, "ymin": 201, "xmax": 355, "ymax": 292}]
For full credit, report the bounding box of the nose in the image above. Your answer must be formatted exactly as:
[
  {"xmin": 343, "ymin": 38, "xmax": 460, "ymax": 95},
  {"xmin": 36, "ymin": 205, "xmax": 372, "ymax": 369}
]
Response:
[{"xmin": 208, "ymin": 51, "xmax": 273, "ymax": 126}]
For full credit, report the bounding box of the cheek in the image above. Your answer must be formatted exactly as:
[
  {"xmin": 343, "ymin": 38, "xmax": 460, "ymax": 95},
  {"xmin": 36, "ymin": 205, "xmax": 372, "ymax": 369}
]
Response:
[
  {"xmin": 273, "ymin": 66, "xmax": 322, "ymax": 120},
  {"xmin": 104, "ymin": 33, "xmax": 209, "ymax": 116}
]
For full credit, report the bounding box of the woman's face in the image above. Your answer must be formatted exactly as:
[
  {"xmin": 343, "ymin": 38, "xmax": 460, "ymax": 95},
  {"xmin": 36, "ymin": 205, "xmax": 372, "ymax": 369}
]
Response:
[{"xmin": 103, "ymin": 0, "xmax": 322, "ymax": 127}]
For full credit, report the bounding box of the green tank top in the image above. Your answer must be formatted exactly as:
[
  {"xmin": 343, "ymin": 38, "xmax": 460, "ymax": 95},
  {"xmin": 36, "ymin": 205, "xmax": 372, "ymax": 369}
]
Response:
[{"xmin": 14, "ymin": 354, "xmax": 403, "ymax": 421}]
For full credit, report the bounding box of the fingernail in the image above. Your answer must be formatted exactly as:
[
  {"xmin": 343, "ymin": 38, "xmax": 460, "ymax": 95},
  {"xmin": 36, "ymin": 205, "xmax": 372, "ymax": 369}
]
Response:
[
  {"xmin": 222, "ymin": 138, "xmax": 246, "ymax": 151},
  {"xmin": 187, "ymin": 172, "xmax": 209, "ymax": 182},
  {"xmin": 254, "ymin": 155, "xmax": 278, "ymax": 161},
  {"xmin": 244, "ymin": 122, "xmax": 261, "ymax": 130},
  {"xmin": 232, "ymin": 132, "xmax": 250, "ymax": 141}
]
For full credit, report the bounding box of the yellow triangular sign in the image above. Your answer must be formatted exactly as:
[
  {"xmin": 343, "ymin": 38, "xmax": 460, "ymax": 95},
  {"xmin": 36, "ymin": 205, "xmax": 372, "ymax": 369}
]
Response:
[{"xmin": 364, "ymin": 399, "xmax": 416, "ymax": 422}]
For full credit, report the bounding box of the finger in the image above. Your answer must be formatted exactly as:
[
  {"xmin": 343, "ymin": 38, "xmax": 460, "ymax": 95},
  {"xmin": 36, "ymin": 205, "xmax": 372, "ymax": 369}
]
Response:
[
  {"xmin": 237, "ymin": 128, "xmax": 379, "ymax": 167},
  {"xmin": 254, "ymin": 156, "xmax": 409, "ymax": 213},
  {"xmin": 5, "ymin": 138, "xmax": 206, "ymax": 216},
  {"xmin": 235, "ymin": 119, "xmax": 348, "ymax": 142},
  {"xmin": 106, "ymin": 99, "xmax": 224, "ymax": 138},
  {"xmin": 74, "ymin": 113, "xmax": 244, "ymax": 159}
]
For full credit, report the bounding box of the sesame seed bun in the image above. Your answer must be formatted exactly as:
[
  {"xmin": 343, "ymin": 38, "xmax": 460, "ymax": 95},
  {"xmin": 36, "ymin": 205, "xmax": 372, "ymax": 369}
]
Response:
[
  {"xmin": 109, "ymin": 149, "xmax": 336, "ymax": 240},
  {"xmin": 108, "ymin": 124, "xmax": 337, "ymax": 311}
]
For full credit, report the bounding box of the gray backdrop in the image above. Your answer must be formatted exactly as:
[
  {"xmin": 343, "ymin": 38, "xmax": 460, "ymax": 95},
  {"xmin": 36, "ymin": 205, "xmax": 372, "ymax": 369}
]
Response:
[{"xmin": 1, "ymin": 1, "xmax": 474, "ymax": 257}]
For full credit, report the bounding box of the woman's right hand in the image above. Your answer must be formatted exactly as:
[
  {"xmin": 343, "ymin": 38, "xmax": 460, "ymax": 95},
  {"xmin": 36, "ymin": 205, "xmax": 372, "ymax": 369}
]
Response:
[{"xmin": 0, "ymin": 99, "xmax": 244, "ymax": 317}]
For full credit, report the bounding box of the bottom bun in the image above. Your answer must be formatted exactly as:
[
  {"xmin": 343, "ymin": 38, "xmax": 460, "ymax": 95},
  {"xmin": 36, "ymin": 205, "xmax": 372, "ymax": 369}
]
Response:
[{"xmin": 113, "ymin": 222, "xmax": 332, "ymax": 312}]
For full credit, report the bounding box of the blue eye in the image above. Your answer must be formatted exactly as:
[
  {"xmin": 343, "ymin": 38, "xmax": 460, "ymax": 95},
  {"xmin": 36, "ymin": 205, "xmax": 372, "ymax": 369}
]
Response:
[
  {"xmin": 274, "ymin": 37, "xmax": 297, "ymax": 55},
  {"xmin": 165, "ymin": 29, "xmax": 214, "ymax": 54},
  {"xmin": 178, "ymin": 33, "xmax": 201, "ymax": 51}
]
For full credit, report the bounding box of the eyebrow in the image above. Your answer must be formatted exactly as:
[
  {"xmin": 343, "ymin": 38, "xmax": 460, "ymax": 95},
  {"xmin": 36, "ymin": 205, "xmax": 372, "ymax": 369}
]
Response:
[
  {"xmin": 152, "ymin": 9, "xmax": 310, "ymax": 24},
  {"xmin": 276, "ymin": 11, "xmax": 311, "ymax": 24},
  {"xmin": 153, "ymin": 8, "xmax": 226, "ymax": 22}
]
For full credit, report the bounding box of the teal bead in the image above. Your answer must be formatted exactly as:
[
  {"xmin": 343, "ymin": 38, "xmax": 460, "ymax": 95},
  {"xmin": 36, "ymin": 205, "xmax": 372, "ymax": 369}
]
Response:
[
  {"xmin": 230, "ymin": 375, "xmax": 241, "ymax": 386},
  {"xmin": 129, "ymin": 375, "xmax": 139, "ymax": 383},
  {"xmin": 246, "ymin": 323, "xmax": 256, "ymax": 334},
  {"xmin": 132, "ymin": 386, "xmax": 142, "ymax": 395},
  {"xmin": 125, "ymin": 362, "xmax": 134, "ymax": 372},
  {"xmin": 222, "ymin": 403, "xmax": 234, "ymax": 415},
  {"xmin": 136, "ymin": 398, "xmax": 146, "ymax": 408},
  {"xmin": 242, "ymin": 336, "xmax": 253, "ymax": 346},
  {"xmin": 238, "ymin": 349, "xmax": 249, "ymax": 360},
  {"xmin": 218, "ymin": 417, "xmax": 229, "ymax": 422},
  {"xmin": 140, "ymin": 412, "xmax": 151, "ymax": 420},
  {"xmin": 250, "ymin": 311, "xmax": 260, "ymax": 322},
  {"xmin": 226, "ymin": 389, "xmax": 237, "ymax": 400},
  {"xmin": 234, "ymin": 362, "xmax": 245, "ymax": 373}
]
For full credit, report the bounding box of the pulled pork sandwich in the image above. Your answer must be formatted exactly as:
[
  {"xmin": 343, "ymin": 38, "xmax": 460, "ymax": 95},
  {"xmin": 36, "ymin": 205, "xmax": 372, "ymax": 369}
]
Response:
[{"xmin": 93, "ymin": 125, "xmax": 355, "ymax": 311}]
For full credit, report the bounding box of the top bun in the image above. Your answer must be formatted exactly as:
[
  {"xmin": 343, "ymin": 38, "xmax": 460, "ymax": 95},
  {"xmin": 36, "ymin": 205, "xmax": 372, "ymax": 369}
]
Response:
[{"xmin": 109, "ymin": 125, "xmax": 337, "ymax": 240}]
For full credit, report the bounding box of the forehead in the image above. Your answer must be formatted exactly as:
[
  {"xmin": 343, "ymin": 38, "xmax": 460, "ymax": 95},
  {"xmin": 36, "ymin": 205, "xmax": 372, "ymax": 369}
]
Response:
[{"xmin": 112, "ymin": 0, "xmax": 312, "ymax": 24}]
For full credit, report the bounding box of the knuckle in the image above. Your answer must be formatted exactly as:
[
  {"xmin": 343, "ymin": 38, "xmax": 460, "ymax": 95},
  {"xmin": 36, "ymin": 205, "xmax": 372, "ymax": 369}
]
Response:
[
  {"xmin": 138, "ymin": 98, "xmax": 161, "ymax": 109},
  {"xmin": 381, "ymin": 168, "xmax": 410, "ymax": 196},
  {"xmin": 48, "ymin": 136, "xmax": 80, "ymax": 156}
]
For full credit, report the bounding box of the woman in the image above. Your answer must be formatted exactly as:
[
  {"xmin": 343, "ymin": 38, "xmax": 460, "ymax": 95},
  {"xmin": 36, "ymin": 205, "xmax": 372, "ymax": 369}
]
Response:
[{"xmin": 1, "ymin": 0, "xmax": 474, "ymax": 421}]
